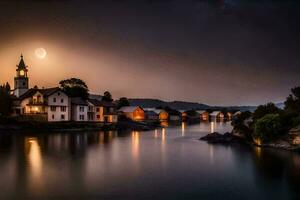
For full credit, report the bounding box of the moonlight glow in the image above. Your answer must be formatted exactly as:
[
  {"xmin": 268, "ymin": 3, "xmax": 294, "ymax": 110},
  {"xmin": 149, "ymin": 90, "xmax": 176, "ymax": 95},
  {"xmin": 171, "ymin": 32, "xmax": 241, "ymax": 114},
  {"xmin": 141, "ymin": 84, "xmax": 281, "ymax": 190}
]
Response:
[{"xmin": 35, "ymin": 48, "xmax": 47, "ymax": 59}]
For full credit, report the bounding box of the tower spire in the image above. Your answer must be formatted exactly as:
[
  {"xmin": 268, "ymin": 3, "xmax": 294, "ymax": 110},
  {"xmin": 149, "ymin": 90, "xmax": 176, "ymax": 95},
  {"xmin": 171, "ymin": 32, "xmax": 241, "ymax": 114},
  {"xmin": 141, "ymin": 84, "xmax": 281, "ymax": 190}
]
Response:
[{"xmin": 17, "ymin": 54, "xmax": 26, "ymax": 69}]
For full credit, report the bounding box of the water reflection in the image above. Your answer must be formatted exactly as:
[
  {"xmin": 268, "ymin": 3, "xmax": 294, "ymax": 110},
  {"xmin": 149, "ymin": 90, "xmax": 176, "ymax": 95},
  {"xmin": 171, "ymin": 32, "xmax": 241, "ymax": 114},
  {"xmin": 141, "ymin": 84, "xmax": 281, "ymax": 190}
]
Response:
[
  {"xmin": 162, "ymin": 128, "xmax": 166, "ymax": 142},
  {"xmin": 154, "ymin": 129, "xmax": 158, "ymax": 138},
  {"xmin": 181, "ymin": 122, "xmax": 186, "ymax": 136},
  {"xmin": 210, "ymin": 121, "xmax": 215, "ymax": 133},
  {"xmin": 131, "ymin": 131, "xmax": 140, "ymax": 160},
  {"xmin": 160, "ymin": 121, "xmax": 169, "ymax": 127},
  {"xmin": 24, "ymin": 137, "xmax": 43, "ymax": 192},
  {"xmin": 0, "ymin": 123, "xmax": 299, "ymax": 199}
]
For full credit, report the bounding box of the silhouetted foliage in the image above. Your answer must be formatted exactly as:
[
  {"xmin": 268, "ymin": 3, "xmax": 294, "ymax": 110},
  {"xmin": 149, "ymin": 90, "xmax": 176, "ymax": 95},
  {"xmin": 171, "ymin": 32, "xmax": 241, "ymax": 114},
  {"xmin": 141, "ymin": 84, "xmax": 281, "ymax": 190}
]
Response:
[
  {"xmin": 284, "ymin": 86, "xmax": 300, "ymax": 114},
  {"xmin": 254, "ymin": 114, "xmax": 283, "ymax": 143},
  {"xmin": 253, "ymin": 103, "xmax": 281, "ymax": 122},
  {"xmin": 232, "ymin": 111, "xmax": 253, "ymax": 140},
  {"xmin": 0, "ymin": 82, "xmax": 12, "ymax": 116},
  {"xmin": 117, "ymin": 97, "xmax": 130, "ymax": 109},
  {"xmin": 59, "ymin": 78, "xmax": 89, "ymax": 99},
  {"xmin": 102, "ymin": 91, "xmax": 113, "ymax": 102}
]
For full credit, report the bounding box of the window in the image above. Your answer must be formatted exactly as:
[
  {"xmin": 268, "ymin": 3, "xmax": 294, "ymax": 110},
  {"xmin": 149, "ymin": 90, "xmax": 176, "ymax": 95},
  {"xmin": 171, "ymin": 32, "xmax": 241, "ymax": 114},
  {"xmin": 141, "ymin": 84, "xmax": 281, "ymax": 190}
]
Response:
[
  {"xmin": 58, "ymin": 92, "xmax": 60, "ymax": 96},
  {"xmin": 53, "ymin": 98, "xmax": 56, "ymax": 102},
  {"xmin": 23, "ymin": 82, "xmax": 25, "ymax": 86},
  {"xmin": 88, "ymin": 106, "xmax": 93, "ymax": 112},
  {"xmin": 96, "ymin": 108, "xmax": 100, "ymax": 112},
  {"xmin": 61, "ymin": 98, "xmax": 64, "ymax": 103},
  {"xmin": 61, "ymin": 106, "xmax": 66, "ymax": 112},
  {"xmin": 61, "ymin": 114, "xmax": 65, "ymax": 120},
  {"xmin": 52, "ymin": 114, "xmax": 54, "ymax": 119},
  {"xmin": 79, "ymin": 106, "xmax": 84, "ymax": 112},
  {"xmin": 97, "ymin": 115, "xmax": 100, "ymax": 119},
  {"xmin": 50, "ymin": 106, "xmax": 56, "ymax": 111},
  {"xmin": 79, "ymin": 115, "xmax": 85, "ymax": 120}
]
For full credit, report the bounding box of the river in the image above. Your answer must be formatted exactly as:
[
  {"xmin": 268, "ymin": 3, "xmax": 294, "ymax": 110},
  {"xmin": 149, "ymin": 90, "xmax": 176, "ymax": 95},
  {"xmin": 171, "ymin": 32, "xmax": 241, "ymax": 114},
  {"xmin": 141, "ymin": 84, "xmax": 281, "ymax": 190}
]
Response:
[{"xmin": 0, "ymin": 122, "xmax": 299, "ymax": 199}]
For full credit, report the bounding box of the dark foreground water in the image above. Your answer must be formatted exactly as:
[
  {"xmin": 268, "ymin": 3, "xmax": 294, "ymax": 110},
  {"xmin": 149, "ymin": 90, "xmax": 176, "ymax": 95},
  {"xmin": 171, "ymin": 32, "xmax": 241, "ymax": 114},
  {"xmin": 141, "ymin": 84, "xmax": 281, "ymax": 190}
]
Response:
[{"xmin": 0, "ymin": 122, "xmax": 300, "ymax": 200}]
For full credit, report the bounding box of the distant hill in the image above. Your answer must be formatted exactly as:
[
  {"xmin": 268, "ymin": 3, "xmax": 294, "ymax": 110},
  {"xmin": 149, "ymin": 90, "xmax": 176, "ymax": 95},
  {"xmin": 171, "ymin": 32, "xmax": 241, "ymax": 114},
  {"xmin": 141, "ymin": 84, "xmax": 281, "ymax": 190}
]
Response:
[{"xmin": 128, "ymin": 98, "xmax": 256, "ymax": 112}]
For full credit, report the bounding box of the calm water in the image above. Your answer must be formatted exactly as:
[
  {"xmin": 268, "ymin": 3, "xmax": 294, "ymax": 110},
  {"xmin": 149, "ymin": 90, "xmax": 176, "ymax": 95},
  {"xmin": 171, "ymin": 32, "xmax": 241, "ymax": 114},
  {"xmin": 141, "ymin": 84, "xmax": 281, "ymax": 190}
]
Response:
[{"xmin": 0, "ymin": 122, "xmax": 300, "ymax": 200}]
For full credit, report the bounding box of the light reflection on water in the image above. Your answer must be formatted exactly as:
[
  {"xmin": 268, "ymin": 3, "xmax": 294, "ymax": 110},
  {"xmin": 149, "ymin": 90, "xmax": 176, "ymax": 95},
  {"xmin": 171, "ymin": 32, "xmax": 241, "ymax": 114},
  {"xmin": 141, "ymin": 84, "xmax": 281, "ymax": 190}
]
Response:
[{"xmin": 0, "ymin": 122, "xmax": 299, "ymax": 199}]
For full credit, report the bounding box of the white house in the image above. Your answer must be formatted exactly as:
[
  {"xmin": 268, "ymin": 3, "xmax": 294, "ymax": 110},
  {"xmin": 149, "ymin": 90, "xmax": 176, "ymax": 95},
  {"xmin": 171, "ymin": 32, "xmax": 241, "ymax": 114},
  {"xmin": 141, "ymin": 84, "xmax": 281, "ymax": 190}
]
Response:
[
  {"xmin": 71, "ymin": 97, "xmax": 88, "ymax": 122},
  {"xmin": 47, "ymin": 89, "xmax": 71, "ymax": 122},
  {"xmin": 12, "ymin": 87, "xmax": 71, "ymax": 122}
]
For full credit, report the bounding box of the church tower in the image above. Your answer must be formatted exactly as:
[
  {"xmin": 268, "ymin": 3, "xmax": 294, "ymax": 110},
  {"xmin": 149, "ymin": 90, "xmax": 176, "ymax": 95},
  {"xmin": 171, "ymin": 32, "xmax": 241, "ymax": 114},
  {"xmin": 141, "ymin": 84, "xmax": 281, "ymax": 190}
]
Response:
[{"xmin": 14, "ymin": 54, "xmax": 29, "ymax": 97}]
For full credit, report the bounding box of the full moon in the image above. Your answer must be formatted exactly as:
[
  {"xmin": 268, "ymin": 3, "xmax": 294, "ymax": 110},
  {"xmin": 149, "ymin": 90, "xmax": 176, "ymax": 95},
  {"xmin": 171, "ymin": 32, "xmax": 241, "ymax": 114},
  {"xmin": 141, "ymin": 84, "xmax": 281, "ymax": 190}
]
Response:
[{"xmin": 35, "ymin": 48, "xmax": 47, "ymax": 59}]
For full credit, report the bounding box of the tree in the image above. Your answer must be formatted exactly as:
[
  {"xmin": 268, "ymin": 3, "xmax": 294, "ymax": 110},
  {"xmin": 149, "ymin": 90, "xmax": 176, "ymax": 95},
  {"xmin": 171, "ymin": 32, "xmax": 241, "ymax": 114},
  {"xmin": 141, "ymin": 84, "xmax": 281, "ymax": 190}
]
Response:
[
  {"xmin": 253, "ymin": 102, "xmax": 281, "ymax": 122},
  {"xmin": 102, "ymin": 91, "xmax": 113, "ymax": 102},
  {"xmin": 117, "ymin": 97, "xmax": 130, "ymax": 109},
  {"xmin": 59, "ymin": 78, "xmax": 89, "ymax": 99},
  {"xmin": 0, "ymin": 82, "xmax": 12, "ymax": 116},
  {"xmin": 231, "ymin": 111, "xmax": 253, "ymax": 140},
  {"xmin": 253, "ymin": 114, "xmax": 283, "ymax": 143},
  {"xmin": 284, "ymin": 86, "xmax": 300, "ymax": 114}
]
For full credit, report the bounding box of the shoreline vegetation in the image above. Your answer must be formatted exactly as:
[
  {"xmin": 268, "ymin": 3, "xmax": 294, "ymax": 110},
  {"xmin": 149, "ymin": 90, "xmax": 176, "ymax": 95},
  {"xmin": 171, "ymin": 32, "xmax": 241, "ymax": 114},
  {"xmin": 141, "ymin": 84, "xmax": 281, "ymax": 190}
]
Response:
[{"xmin": 201, "ymin": 86, "xmax": 300, "ymax": 152}]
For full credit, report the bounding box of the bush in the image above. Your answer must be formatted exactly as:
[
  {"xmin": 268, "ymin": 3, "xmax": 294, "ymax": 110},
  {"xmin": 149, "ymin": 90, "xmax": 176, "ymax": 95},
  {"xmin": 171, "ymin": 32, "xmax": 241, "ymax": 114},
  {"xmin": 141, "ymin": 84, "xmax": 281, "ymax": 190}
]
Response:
[
  {"xmin": 253, "ymin": 103, "xmax": 281, "ymax": 122},
  {"xmin": 292, "ymin": 116, "xmax": 300, "ymax": 127},
  {"xmin": 253, "ymin": 114, "xmax": 283, "ymax": 143},
  {"xmin": 231, "ymin": 111, "xmax": 253, "ymax": 140}
]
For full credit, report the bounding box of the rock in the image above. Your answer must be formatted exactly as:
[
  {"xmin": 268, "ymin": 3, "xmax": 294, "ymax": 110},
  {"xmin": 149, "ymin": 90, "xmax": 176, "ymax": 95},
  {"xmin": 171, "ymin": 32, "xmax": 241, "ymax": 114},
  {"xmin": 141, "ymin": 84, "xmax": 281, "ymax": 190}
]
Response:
[
  {"xmin": 200, "ymin": 132, "xmax": 243, "ymax": 144},
  {"xmin": 289, "ymin": 125, "xmax": 300, "ymax": 145}
]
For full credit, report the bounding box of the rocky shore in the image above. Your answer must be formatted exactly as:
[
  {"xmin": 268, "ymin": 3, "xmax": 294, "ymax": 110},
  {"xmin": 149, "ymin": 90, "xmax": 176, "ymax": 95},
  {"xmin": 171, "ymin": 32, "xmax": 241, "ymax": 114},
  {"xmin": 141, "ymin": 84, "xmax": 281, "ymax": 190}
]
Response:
[
  {"xmin": 200, "ymin": 132, "xmax": 244, "ymax": 144},
  {"xmin": 200, "ymin": 126, "xmax": 300, "ymax": 152}
]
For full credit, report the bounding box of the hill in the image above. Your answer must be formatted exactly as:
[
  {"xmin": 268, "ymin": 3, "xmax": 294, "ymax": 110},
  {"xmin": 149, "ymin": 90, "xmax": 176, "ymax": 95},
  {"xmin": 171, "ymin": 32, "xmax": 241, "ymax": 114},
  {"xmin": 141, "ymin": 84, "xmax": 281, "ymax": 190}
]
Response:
[{"xmin": 128, "ymin": 98, "xmax": 256, "ymax": 112}]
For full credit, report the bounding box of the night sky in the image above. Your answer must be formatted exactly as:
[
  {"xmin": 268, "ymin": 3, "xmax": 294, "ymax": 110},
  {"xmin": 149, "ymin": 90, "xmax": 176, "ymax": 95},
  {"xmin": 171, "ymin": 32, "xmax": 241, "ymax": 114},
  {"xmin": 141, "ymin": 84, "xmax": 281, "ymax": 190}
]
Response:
[{"xmin": 0, "ymin": 0, "xmax": 300, "ymax": 106}]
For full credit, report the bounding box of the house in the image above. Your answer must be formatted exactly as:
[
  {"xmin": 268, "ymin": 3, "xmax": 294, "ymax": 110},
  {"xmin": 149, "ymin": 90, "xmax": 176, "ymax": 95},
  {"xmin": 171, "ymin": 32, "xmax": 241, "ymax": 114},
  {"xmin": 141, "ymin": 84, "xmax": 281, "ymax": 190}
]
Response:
[
  {"xmin": 145, "ymin": 110, "xmax": 159, "ymax": 121},
  {"xmin": 197, "ymin": 110, "xmax": 209, "ymax": 121},
  {"xmin": 88, "ymin": 98, "xmax": 118, "ymax": 123},
  {"xmin": 144, "ymin": 108, "xmax": 169, "ymax": 121},
  {"xmin": 165, "ymin": 108, "xmax": 181, "ymax": 121},
  {"xmin": 210, "ymin": 111, "xmax": 225, "ymax": 121},
  {"xmin": 226, "ymin": 112, "xmax": 233, "ymax": 120},
  {"xmin": 154, "ymin": 109, "xmax": 169, "ymax": 121},
  {"xmin": 12, "ymin": 87, "xmax": 71, "ymax": 122},
  {"xmin": 71, "ymin": 97, "xmax": 88, "ymax": 121},
  {"xmin": 118, "ymin": 106, "xmax": 145, "ymax": 121},
  {"xmin": 183, "ymin": 110, "xmax": 200, "ymax": 121},
  {"xmin": 179, "ymin": 110, "xmax": 187, "ymax": 121}
]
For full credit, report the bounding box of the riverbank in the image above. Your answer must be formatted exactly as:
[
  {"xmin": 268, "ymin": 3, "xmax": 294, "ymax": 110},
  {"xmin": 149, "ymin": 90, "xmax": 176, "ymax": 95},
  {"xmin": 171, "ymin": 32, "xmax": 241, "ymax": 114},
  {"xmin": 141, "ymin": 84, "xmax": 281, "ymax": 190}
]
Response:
[
  {"xmin": 200, "ymin": 131, "xmax": 300, "ymax": 152},
  {"xmin": 0, "ymin": 120, "xmax": 161, "ymax": 133}
]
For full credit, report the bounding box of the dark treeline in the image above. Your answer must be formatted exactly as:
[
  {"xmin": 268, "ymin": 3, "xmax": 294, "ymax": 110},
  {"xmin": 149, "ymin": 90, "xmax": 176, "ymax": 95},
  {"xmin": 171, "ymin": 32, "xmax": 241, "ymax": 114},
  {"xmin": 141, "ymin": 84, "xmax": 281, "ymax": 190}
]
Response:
[
  {"xmin": 233, "ymin": 86, "xmax": 300, "ymax": 143},
  {"xmin": 0, "ymin": 83, "xmax": 11, "ymax": 116}
]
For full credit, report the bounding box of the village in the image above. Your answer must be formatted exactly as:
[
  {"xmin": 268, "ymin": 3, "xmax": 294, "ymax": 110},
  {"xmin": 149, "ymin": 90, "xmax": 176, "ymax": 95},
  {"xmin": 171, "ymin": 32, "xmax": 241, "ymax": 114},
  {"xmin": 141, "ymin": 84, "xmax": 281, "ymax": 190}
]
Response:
[{"xmin": 8, "ymin": 55, "xmax": 241, "ymax": 125}]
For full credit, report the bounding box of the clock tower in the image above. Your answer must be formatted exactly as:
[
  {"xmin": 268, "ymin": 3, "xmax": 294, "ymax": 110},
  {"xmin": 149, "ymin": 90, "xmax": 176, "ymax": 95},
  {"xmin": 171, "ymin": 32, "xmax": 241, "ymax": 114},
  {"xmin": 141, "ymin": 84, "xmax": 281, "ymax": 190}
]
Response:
[{"xmin": 14, "ymin": 54, "xmax": 29, "ymax": 97}]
